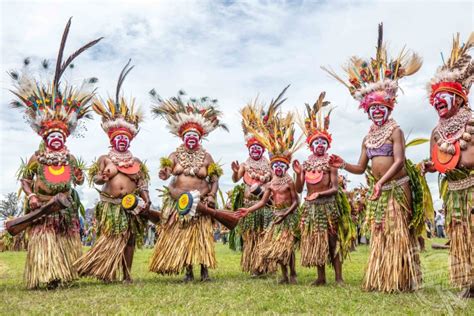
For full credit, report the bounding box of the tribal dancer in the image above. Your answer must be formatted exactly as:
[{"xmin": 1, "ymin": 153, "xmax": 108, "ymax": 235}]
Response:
[
  {"xmin": 230, "ymin": 91, "xmax": 287, "ymax": 276},
  {"xmin": 238, "ymin": 89, "xmax": 302, "ymax": 284},
  {"xmin": 323, "ymin": 23, "xmax": 427, "ymax": 292},
  {"xmin": 292, "ymin": 92, "xmax": 355, "ymax": 285},
  {"xmin": 421, "ymin": 33, "xmax": 473, "ymax": 298},
  {"xmin": 75, "ymin": 60, "xmax": 159, "ymax": 283},
  {"xmin": 149, "ymin": 90, "xmax": 227, "ymax": 282},
  {"xmin": 8, "ymin": 19, "xmax": 102, "ymax": 289}
]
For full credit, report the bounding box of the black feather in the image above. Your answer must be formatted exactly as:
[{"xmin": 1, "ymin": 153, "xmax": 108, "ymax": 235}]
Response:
[
  {"xmin": 54, "ymin": 18, "xmax": 72, "ymax": 89},
  {"xmin": 42, "ymin": 59, "xmax": 50, "ymax": 69},
  {"xmin": 23, "ymin": 57, "xmax": 31, "ymax": 66},
  {"xmin": 88, "ymin": 77, "xmax": 98, "ymax": 84},
  {"xmin": 8, "ymin": 71, "xmax": 19, "ymax": 81},
  {"xmin": 115, "ymin": 59, "xmax": 134, "ymax": 105}
]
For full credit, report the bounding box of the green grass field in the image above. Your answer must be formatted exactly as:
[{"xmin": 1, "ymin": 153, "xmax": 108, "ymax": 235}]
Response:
[{"xmin": 0, "ymin": 238, "xmax": 472, "ymax": 315}]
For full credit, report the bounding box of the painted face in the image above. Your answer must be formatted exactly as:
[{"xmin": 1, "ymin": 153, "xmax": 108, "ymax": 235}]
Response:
[
  {"xmin": 272, "ymin": 161, "xmax": 288, "ymax": 177},
  {"xmin": 368, "ymin": 104, "xmax": 390, "ymax": 126},
  {"xmin": 111, "ymin": 134, "xmax": 130, "ymax": 152},
  {"xmin": 433, "ymin": 92, "xmax": 457, "ymax": 119},
  {"xmin": 183, "ymin": 131, "xmax": 201, "ymax": 150},
  {"xmin": 45, "ymin": 131, "xmax": 65, "ymax": 151},
  {"xmin": 311, "ymin": 137, "xmax": 329, "ymax": 156},
  {"xmin": 248, "ymin": 144, "xmax": 264, "ymax": 160}
]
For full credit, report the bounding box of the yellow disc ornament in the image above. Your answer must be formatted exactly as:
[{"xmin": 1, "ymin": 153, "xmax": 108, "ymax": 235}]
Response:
[{"xmin": 121, "ymin": 194, "xmax": 138, "ymax": 210}]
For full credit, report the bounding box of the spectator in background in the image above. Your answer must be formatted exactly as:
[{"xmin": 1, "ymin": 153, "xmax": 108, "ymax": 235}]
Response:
[{"xmin": 435, "ymin": 210, "xmax": 446, "ymax": 238}]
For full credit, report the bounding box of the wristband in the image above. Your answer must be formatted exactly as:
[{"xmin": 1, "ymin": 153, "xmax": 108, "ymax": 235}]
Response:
[{"xmin": 27, "ymin": 193, "xmax": 37, "ymax": 200}]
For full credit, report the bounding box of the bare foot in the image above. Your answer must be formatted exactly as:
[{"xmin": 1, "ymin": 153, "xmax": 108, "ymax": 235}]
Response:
[
  {"xmin": 335, "ymin": 279, "xmax": 344, "ymax": 286},
  {"xmin": 311, "ymin": 279, "xmax": 326, "ymax": 286},
  {"xmin": 289, "ymin": 276, "xmax": 297, "ymax": 284},
  {"xmin": 278, "ymin": 277, "xmax": 289, "ymax": 284},
  {"xmin": 459, "ymin": 288, "xmax": 474, "ymax": 299},
  {"xmin": 123, "ymin": 278, "xmax": 133, "ymax": 284}
]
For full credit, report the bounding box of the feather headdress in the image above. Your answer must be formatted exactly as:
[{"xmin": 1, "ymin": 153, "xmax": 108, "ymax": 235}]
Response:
[
  {"xmin": 150, "ymin": 90, "xmax": 228, "ymax": 138},
  {"xmin": 240, "ymin": 85, "xmax": 289, "ymax": 148},
  {"xmin": 9, "ymin": 18, "xmax": 103, "ymax": 138},
  {"xmin": 428, "ymin": 32, "xmax": 474, "ymax": 105},
  {"xmin": 92, "ymin": 59, "xmax": 143, "ymax": 140},
  {"xmin": 321, "ymin": 23, "xmax": 422, "ymax": 112},
  {"xmin": 298, "ymin": 91, "xmax": 333, "ymax": 146},
  {"xmin": 242, "ymin": 87, "xmax": 302, "ymax": 164}
]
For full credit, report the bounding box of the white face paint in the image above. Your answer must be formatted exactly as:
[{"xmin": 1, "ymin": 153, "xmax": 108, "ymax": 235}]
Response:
[
  {"xmin": 368, "ymin": 104, "xmax": 389, "ymax": 126},
  {"xmin": 112, "ymin": 134, "xmax": 130, "ymax": 152},
  {"xmin": 249, "ymin": 144, "xmax": 264, "ymax": 160},
  {"xmin": 46, "ymin": 131, "xmax": 65, "ymax": 151},
  {"xmin": 183, "ymin": 131, "xmax": 201, "ymax": 150},
  {"xmin": 433, "ymin": 92, "xmax": 456, "ymax": 118},
  {"xmin": 272, "ymin": 161, "xmax": 288, "ymax": 177},
  {"xmin": 311, "ymin": 137, "xmax": 329, "ymax": 156}
]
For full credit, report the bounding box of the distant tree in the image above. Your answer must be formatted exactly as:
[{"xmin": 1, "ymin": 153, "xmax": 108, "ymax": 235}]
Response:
[{"xmin": 0, "ymin": 192, "xmax": 21, "ymax": 220}]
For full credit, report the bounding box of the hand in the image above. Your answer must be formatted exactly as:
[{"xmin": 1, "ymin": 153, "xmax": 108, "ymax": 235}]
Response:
[
  {"xmin": 305, "ymin": 192, "xmax": 320, "ymax": 201},
  {"xmin": 99, "ymin": 172, "xmax": 110, "ymax": 182},
  {"xmin": 236, "ymin": 208, "xmax": 249, "ymax": 218},
  {"xmin": 329, "ymin": 154, "xmax": 344, "ymax": 169},
  {"xmin": 207, "ymin": 195, "xmax": 216, "ymax": 208},
  {"xmin": 368, "ymin": 182, "xmax": 382, "ymax": 201},
  {"xmin": 29, "ymin": 196, "xmax": 41, "ymax": 210},
  {"xmin": 231, "ymin": 161, "xmax": 240, "ymax": 174},
  {"xmin": 273, "ymin": 210, "xmax": 290, "ymax": 225},
  {"xmin": 142, "ymin": 201, "xmax": 151, "ymax": 213},
  {"xmin": 292, "ymin": 160, "xmax": 302, "ymax": 174},
  {"xmin": 420, "ymin": 160, "xmax": 435, "ymax": 175},
  {"xmin": 159, "ymin": 167, "xmax": 171, "ymax": 180},
  {"xmin": 74, "ymin": 169, "xmax": 84, "ymax": 184}
]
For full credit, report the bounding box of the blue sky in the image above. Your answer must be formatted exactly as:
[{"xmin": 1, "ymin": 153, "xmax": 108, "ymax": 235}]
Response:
[{"xmin": 1, "ymin": 0, "xmax": 473, "ymax": 209}]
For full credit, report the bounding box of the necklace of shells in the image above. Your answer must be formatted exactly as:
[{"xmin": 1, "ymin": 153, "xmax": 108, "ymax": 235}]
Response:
[
  {"xmin": 244, "ymin": 157, "xmax": 272, "ymax": 183},
  {"xmin": 271, "ymin": 173, "xmax": 292, "ymax": 191},
  {"xmin": 434, "ymin": 107, "xmax": 473, "ymax": 154},
  {"xmin": 176, "ymin": 144, "xmax": 206, "ymax": 176},
  {"xmin": 108, "ymin": 149, "xmax": 135, "ymax": 167},
  {"xmin": 303, "ymin": 154, "xmax": 330, "ymax": 172},
  {"xmin": 365, "ymin": 118, "xmax": 398, "ymax": 149},
  {"xmin": 37, "ymin": 147, "xmax": 70, "ymax": 166}
]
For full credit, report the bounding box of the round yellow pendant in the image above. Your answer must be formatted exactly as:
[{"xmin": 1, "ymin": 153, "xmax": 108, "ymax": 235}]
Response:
[
  {"xmin": 178, "ymin": 194, "xmax": 189, "ymax": 209},
  {"xmin": 121, "ymin": 194, "xmax": 137, "ymax": 210}
]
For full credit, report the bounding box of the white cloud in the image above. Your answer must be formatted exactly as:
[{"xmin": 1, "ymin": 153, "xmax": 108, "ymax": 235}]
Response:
[{"xmin": 1, "ymin": 0, "xmax": 472, "ymax": 210}]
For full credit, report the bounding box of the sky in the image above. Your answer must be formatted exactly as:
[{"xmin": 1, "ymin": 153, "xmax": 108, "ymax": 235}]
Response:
[{"xmin": 1, "ymin": 0, "xmax": 473, "ymax": 210}]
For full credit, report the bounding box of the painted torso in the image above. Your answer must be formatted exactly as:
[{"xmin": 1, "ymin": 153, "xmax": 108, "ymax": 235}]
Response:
[
  {"xmin": 303, "ymin": 154, "xmax": 332, "ymax": 195},
  {"xmin": 242, "ymin": 157, "xmax": 272, "ymax": 198},
  {"xmin": 168, "ymin": 145, "xmax": 212, "ymax": 199}
]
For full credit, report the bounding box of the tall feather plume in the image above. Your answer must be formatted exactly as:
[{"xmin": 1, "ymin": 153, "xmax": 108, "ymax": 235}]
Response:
[
  {"xmin": 53, "ymin": 17, "xmax": 72, "ymax": 90},
  {"xmin": 115, "ymin": 59, "xmax": 134, "ymax": 107}
]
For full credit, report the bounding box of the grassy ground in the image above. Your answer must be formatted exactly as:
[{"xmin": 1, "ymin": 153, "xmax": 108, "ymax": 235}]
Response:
[{"xmin": 0, "ymin": 238, "xmax": 472, "ymax": 315}]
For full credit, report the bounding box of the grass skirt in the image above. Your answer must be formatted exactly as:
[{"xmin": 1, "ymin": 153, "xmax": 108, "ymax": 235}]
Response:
[
  {"xmin": 75, "ymin": 201, "xmax": 144, "ymax": 282},
  {"xmin": 25, "ymin": 218, "xmax": 82, "ymax": 289},
  {"xmin": 259, "ymin": 207, "xmax": 299, "ymax": 266},
  {"xmin": 363, "ymin": 184, "xmax": 421, "ymax": 292},
  {"xmin": 443, "ymin": 181, "xmax": 473, "ymax": 288},
  {"xmin": 149, "ymin": 201, "xmax": 216, "ymax": 275},
  {"xmin": 240, "ymin": 203, "xmax": 274, "ymax": 273},
  {"xmin": 300, "ymin": 197, "xmax": 339, "ymax": 267}
]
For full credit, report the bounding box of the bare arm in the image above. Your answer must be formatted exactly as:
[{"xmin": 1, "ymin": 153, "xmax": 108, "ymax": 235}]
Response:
[
  {"xmin": 292, "ymin": 160, "xmax": 305, "ymax": 193},
  {"xmin": 231, "ymin": 162, "xmax": 245, "ymax": 183},
  {"xmin": 316, "ymin": 168, "xmax": 339, "ymax": 198},
  {"xmin": 20, "ymin": 155, "xmax": 41, "ymax": 209},
  {"xmin": 93, "ymin": 156, "xmax": 108, "ymax": 185},
  {"xmin": 242, "ymin": 188, "xmax": 272, "ymax": 214},
  {"xmin": 344, "ymin": 139, "xmax": 370, "ymax": 175}
]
